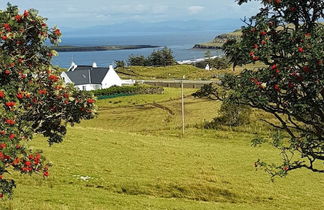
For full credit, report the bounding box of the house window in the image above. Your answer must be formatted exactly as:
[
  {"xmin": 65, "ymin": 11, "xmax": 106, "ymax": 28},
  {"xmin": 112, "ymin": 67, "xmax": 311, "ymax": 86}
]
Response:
[{"xmin": 82, "ymin": 86, "xmax": 86, "ymax": 91}]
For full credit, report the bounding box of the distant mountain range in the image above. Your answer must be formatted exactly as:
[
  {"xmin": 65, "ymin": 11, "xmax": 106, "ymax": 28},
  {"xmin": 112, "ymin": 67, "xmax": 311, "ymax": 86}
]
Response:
[{"xmin": 60, "ymin": 19, "xmax": 244, "ymax": 37}]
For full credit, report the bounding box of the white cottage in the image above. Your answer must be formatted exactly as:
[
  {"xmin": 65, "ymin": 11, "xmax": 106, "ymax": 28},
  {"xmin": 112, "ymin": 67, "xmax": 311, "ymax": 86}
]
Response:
[
  {"xmin": 205, "ymin": 64, "xmax": 211, "ymax": 71},
  {"xmin": 61, "ymin": 62, "xmax": 123, "ymax": 91}
]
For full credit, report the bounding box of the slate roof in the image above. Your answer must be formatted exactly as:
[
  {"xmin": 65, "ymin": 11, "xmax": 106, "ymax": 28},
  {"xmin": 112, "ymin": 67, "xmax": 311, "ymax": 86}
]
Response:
[{"xmin": 65, "ymin": 66, "xmax": 109, "ymax": 85}]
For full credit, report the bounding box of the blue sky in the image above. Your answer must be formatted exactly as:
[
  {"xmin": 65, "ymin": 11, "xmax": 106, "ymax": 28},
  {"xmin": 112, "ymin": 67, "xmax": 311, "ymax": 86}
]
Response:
[{"xmin": 1, "ymin": 0, "xmax": 261, "ymax": 28}]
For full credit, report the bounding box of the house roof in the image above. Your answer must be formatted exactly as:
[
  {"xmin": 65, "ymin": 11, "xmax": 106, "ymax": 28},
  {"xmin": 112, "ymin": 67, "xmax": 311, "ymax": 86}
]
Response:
[{"xmin": 65, "ymin": 66, "xmax": 109, "ymax": 85}]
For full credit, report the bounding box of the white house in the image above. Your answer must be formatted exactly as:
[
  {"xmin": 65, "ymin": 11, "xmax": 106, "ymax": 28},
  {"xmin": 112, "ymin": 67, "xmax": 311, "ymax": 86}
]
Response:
[
  {"xmin": 205, "ymin": 64, "xmax": 211, "ymax": 71},
  {"xmin": 61, "ymin": 62, "xmax": 131, "ymax": 91}
]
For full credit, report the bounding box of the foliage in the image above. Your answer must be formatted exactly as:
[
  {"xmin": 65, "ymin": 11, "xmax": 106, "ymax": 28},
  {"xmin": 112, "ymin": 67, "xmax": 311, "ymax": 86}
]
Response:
[
  {"xmin": 194, "ymin": 57, "xmax": 230, "ymax": 70},
  {"xmin": 90, "ymin": 85, "xmax": 164, "ymax": 97},
  {"xmin": 219, "ymin": 0, "xmax": 324, "ymax": 176},
  {"xmin": 0, "ymin": 5, "xmax": 96, "ymax": 197},
  {"xmin": 204, "ymin": 99, "xmax": 251, "ymax": 128},
  {"xmin": 204, "ymin": 50, "xmax": 212, "ymax": 59},
  {"xmin": 115, "ymin": 60, "xmax": 126, "ymax": 68},
  {"xmin": 128, "ymin": 55, "xmax": 147, "ymax": 66},
  {"xmin": 193, "ymin": 84, "xmax": 251, "ymax": 128},
  {"xmin": 148, "ymin": 47, "xmax": 176, "ymax": 66},
  {"xmin": 128, "ymin": 47, "xmax": 176, "ymax": 67}
]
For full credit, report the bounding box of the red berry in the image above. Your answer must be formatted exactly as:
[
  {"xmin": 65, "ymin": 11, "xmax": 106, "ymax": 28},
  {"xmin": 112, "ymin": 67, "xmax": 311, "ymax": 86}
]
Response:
[
  {"xmin": 86, "ymin": 99, "xmax": 96, "ymax": 104},
  {"xmin": 16, "ymin": 93, "xmax": 24, "ymax": 99},
  {"xmin": 15, "ymin": 15, "xmax": 22, "ymax": 21},
  {"xmin": 302, "ymin": 66, "xmax": 311, "ymax": 72},
  {"xmin": 260, "ymin": 31, "xmax": 267, "ymax": 36},
  {"xmin": 274, "ymin": 84, "xmax": 280, "ymax": 92},
  {"xmin": 253, "ymin": 56, "xmax": 260, "ymax": 61},
  {"xmin": 5, "ymin": 101, "xmax": 16, "ymax": 108},
  {"xmin": 23, "ymin": 10, "xmax": 29, "ymax": 17},
  {"xmin": 9, "ymin": 133, "xmax": 16, "ymax": 139}
]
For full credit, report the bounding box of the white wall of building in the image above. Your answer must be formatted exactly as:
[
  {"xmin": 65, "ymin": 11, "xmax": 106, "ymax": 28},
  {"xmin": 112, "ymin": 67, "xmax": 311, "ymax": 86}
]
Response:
[
  {"xmin": 60, "ymin": 72, "xmax": 73, "ymax": 84},
  {"xmin": 101, "ymin": 65, "xmax": 122, "ymax": 89},
  {"xmin": 75, "ymin": 84, "xmax": 102, "ymax": 91}
]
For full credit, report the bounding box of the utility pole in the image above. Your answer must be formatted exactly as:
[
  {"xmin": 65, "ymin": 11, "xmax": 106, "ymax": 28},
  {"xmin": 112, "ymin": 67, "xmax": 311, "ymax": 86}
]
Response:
[{"xmin": 181, "ymin": 75, "xmax": 185, "ymax": 136}]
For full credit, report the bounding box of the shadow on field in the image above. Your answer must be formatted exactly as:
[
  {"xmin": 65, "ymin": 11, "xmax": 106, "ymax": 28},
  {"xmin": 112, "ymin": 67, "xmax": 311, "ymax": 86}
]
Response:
[{"xmin": 83, "ymin": 181, "xmax": 272, "ymax": 204}]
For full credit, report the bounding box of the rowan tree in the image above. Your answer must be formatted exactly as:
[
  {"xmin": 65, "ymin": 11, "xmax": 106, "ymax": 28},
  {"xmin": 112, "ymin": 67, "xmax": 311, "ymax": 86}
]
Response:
[
  {"xmin": 197, "ymin": 0, "xmax": 323, "ymax": 177},
  {"xmin": 0, "ymin": 5, "xmax": 96, "ymax": 197}
]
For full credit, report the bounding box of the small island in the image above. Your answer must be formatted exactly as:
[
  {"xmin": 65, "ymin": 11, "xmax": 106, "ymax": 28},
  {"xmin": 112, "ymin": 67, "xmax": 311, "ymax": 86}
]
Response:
[{"xmin": 51, "ymin": 45, "xmax": 160, "ymax": 52}]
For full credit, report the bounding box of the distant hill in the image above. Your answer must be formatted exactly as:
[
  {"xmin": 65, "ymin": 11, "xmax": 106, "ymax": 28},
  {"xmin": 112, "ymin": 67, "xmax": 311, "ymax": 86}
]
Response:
[
  {"xmin": 193, "ymin": 22, "xmax": 324, "ymax": 49},
  {"xmin": 193, "ymin": 29, "xmax": 242, "ymax": 49}
]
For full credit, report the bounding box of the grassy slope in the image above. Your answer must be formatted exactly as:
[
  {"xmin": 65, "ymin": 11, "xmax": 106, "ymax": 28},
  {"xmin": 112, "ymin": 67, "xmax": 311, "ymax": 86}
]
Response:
[
  {"xmin": 194, "ymin": 30, "xmax": 242, "ymax": 49},
  {"xmin": 0, "ymin": 88, "xmax": 323, "ymax": 209},
  {"xmin": 116, "ymin": 65, "xmax": 218, "ymax": 80},
  {"xmin": 116, "ymin": 64, "xmax": 265, "ymax": 80}
]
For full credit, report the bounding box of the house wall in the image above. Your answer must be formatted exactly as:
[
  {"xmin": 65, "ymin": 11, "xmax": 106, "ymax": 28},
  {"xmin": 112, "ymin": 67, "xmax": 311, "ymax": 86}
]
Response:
[
  {"xmin": 60, "ymin": 72, "xmax": 73, "ymax": 83},
  {"xmin": 101, "ymin": 67, "xmax": 122, "ymax": 89},
  {"xmin": 75, "ymin": 84, "xmax": 101, "ymax": 91}
]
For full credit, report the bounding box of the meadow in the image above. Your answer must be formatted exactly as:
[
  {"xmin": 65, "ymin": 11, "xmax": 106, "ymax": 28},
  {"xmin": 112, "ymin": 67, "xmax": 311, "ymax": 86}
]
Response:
[
  {"xmin": 115, "ymin": 63, "xmax": 265, "ymax": 80},
  {"xmin": 0, "ymin": 88, "xmax": 323, "ymax": 209}
]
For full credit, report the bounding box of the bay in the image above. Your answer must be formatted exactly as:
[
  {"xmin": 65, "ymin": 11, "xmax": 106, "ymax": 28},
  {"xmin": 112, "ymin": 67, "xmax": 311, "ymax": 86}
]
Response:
[{"xmin": 52, "ymin": 30, "xmax": 228, "ymax": 68}]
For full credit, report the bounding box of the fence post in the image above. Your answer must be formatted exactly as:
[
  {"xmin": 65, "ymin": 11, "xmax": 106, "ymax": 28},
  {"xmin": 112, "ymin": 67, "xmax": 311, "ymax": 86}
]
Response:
[{"xmin": 181, "ymin": 76, "xmax": 185, "ymax": 136}]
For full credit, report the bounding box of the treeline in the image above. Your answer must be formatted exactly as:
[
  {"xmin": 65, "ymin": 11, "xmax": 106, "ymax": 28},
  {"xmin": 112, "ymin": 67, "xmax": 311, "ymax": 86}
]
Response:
[{"xmin": 116, "ymin": 47, "xmax": 176, "ymax": 67}]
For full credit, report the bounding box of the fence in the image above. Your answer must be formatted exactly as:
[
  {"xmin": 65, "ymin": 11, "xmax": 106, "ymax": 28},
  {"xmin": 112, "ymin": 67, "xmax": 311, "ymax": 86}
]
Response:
[{"xmin": 136, "ymin": 80, "xmax": 217, "ymax": 89}]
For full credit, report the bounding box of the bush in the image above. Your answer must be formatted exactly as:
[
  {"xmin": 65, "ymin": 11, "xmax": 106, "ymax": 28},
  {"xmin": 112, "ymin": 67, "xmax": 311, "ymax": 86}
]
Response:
[
  {"xmin": 128, "ymin": 55, "xmax": 147, "ymax": 66},
  {"xmin": 204, "ymin": 99, "xmax": 251, "ymax": 129},
  {"xmin": 115, "ymin": 60, "xmax": 126, "ymax": 68},
  {"xmin": 91, "ymin": 85, "xmax": 164, "ymax": 97}
]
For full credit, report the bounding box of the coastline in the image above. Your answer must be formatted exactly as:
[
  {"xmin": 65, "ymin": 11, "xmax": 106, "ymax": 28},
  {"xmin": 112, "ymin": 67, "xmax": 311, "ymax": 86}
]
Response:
[{"xmin": 177, "ymin": 56, "xmax": 220, "ymax": 64}]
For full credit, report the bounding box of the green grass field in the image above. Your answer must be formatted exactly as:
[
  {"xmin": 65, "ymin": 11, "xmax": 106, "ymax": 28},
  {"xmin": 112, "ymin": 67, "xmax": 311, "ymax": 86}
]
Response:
[
  {"xmin": 1, "ymin": 88, "xmax": 323, "ymax": 209},
  {"xmin": 115, "ymin": 64, "xmax": 267, "ymax": 81}
]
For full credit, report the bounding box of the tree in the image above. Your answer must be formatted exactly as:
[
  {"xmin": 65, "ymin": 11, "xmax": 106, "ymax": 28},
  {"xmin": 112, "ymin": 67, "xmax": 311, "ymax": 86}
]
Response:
[
  {"xmin": 159, "ymin": 47, "xmax": 176, "ymax": 66},
  {"xmin": 128, "ymin": 47, "xmax": 175, "ymax": 67},
  {"xmin": 115, "ymin": 60, "xmax": 125, "ymax": 68},
  {"xmin": 204, "ymin": 50, "xmax": 212, "ymax": 61},
  {"xmin": 0, "ymin": 5, "xmax": 96, "ymax": 197},
  {"xmin": 128, "ymin": 55, "xmax": 147, "ymax": 66},
  {"xmin": 200, "ymin": 0, "xmax": 323, "ymax": 177}
]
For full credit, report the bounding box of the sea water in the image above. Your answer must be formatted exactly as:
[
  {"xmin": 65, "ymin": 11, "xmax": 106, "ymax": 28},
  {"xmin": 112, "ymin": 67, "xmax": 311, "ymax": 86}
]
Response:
[{"xmin": 52, "ymin": 30, "xmax": 229, "ymax": 68}]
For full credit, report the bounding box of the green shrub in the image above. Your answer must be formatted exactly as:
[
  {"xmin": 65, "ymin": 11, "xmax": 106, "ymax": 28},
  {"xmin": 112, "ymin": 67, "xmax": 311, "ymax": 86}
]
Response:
[
  {"xmin": 204, "ymin": 99, "xmax": 251, "ymax": 128},
  {"xmin": 91, "ymin": 85, "xmax": 164, "ymax": 98}
]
